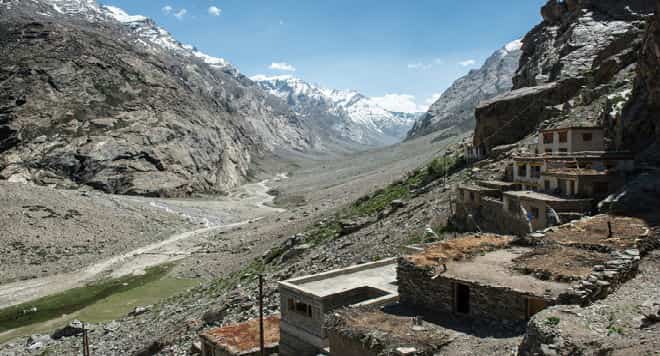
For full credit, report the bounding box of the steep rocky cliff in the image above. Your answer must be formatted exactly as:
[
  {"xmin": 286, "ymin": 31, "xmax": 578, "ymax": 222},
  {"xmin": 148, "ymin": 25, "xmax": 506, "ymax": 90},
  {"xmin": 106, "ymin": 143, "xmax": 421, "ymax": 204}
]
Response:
[
  {"xmin": 474, "ymin": 0, "xmax": 656, "ymax": 154},
  {"xmin": 623, "ymin": 1, "xmax": 660, "ymax": 157},
  {"xmin": 406, "ymin": 40, "xmax": 522, "ymax": 140},
  {"xmin": 0, "ymin": 0, "xmax": 311, "ymax": 197}
]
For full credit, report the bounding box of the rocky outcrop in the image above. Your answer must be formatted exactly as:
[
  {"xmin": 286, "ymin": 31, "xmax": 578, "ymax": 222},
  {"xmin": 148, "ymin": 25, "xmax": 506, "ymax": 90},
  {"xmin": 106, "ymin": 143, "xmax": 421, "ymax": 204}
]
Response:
[
  {"xmin": 474, "ymin": 0, "xmax": 655, "ymax": 154},
  {"xmin": 0, "ymin": 0, "xmax": 311, "ymax": 196},
  {"xmin": 406, "ymin": 41, "xmax": 522, "ymax": 140},
  {"xmin": 623, "ymin": 2, "xmax": 660, "ymax": 155}
]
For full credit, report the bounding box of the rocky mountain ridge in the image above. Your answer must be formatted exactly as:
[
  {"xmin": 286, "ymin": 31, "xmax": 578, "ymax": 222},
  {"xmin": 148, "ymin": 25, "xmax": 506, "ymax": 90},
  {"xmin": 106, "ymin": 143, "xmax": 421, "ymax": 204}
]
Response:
[
  {"xmin": 252, "ymin": 75, "xmax": 419, "ymax": 147},
  {"xmin": 0, "ymin": 0, "xmax": 312, "ymax": 197},
  {"xmin": 406, "ymin": 40, "xmax": 522, "ymax": 140},
  {"xmin": 474, "ymin": 0, "xmax": 657, "ymax": 154}
]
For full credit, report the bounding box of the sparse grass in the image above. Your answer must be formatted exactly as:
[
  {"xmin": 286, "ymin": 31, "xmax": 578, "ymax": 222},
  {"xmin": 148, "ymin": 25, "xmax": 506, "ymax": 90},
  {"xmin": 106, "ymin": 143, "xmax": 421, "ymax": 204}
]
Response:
[
  {"xmin": 346, "ymin": 155, "xmax": 465, "ymax": 219},
  {"xmin": 545, "ymin": 316, "xmax": 561, "ymax": 326},
  {"xmin": 0, "ymin": 264, "xmax": 175, "ymax": 332}
]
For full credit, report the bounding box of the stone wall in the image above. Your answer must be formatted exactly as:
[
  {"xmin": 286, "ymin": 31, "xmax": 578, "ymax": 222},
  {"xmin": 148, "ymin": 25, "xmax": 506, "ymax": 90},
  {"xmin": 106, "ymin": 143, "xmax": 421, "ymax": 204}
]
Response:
[
  {"xmin": 279, "ymin": 326, "xmax": 322, "ymax": 356},
  {"xmin": 397, "ymin": 258, "xmax": 551, "ymax": 322},
  {"xmin": 327, "ymin": 331, "xmax": 378, "ymax": 356},
  {"xmin": 453, "ymin": 198, "xmax": 531, "ymax": 236}
]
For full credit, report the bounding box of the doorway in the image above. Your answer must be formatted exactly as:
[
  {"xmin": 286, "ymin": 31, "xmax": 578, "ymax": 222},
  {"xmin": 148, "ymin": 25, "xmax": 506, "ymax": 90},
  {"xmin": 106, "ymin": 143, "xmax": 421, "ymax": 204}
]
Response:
[
  {"xmin": 526, "ymin": 298, "xmax": 546, "ymax": 318},
  {"xmin": 454, "ymin": 283, "xmax": 470, "ymax": 314}
]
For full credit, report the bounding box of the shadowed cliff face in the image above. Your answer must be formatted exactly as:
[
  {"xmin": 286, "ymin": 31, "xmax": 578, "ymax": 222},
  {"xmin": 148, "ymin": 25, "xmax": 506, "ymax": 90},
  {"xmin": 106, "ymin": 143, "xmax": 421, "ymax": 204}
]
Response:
[
  {"xmin": 0, "ymin": 0, "xmax": 311, "ymax": 197},
  {"xmin": 474, "ymin": 0, "xmax": 656, "ymax": 154},
  {"xmin": 623, "ymin": 1, "xmax": 660, "ymax": 157}
]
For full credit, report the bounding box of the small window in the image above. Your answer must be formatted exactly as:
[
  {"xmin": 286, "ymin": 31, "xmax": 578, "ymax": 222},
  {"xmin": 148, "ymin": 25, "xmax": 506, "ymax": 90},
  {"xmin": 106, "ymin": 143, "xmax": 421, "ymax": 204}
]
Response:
[
  {"xmin": 531, "ymin": 166, "xmax": 541, "ymax": 178},
  {"xmin": 582, "ymin": 133, "xmax": 593, "ymax": 142},
  {"xmin": 545, "ymin": 148, "xmax": 553, "ymax": 154},
  {"xmin": 558, "ymin": 148, "xmax": 568, "ymax": 153},
  {"xmin": 543, "ymin": 133, "xmax": 554, "ymax": 144},
  {"xmin": 558, "ymin": 131, "xmax": 567, "ymax": 143},
  {"xmin": 531, "ymin": 207, "xmax": 540, "ymax": 219},
  {"xmin": 544, "ymin": 180, "xmax": 551, "ymax": 192},
  {"xmin": 518, "ymin": 165, "xmax": 527, "ymax": 177},
  {"xmin": 290, "ymin": 299, "xmax": 313, "ymax": 318}
]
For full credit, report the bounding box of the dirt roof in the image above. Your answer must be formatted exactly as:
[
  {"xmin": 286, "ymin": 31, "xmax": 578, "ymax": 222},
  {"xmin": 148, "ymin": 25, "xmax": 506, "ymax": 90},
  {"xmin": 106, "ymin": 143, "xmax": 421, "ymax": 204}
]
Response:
[
  {"xmin": 406, "ymin": 234, "xmax": 514, "ymax": 267},
  {"xmin": 504, "ymin": 190, "xmax": 587, "ymax": 202},
  {"xmin": 545, "ymin": 214, "xmax": 651, "ymax": 251},
  {"xmin": 326, "ymin": 308, "xmax": 451, "ymax": 354},
  {"xmin": 512, "ymin": 246, "xmax": 609, "ymax": 282},
  {"xmin": 199, "ymin": 315, "xmax": 280, "ymax": 355}
]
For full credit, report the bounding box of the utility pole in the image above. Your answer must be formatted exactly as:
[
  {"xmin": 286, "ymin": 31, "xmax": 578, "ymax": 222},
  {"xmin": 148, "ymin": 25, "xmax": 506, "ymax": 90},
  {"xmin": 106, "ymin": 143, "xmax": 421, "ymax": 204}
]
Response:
[
  {"xmin": 259, "ymin": 274, "xmax": 265, "ymax": 356},
  {"xmin": 82, "ymin": 322, "xmax": 90, "ymax": 356}
]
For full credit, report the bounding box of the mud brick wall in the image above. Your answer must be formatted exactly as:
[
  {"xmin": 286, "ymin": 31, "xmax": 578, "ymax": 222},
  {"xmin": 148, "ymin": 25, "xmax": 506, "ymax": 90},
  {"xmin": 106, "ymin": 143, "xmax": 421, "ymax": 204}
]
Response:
[
  {"xmin": 327, "ymin": 331, "xmax": 378, "ymax": 356},
  {"xmin": 397, "ymin": 258, "xmax": 543, "ymax": 321}
]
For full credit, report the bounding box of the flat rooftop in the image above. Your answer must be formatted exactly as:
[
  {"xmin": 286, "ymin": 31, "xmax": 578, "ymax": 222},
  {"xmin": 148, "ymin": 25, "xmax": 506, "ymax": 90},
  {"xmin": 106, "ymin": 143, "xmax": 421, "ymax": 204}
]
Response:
[
  {"xmin": 457, "ymin": 184, "xmax": 498, "ymax": 192},
  {"xmin": 544, "ymin": 168, "xmax": 614, "ymax": 177},
  {"xmin": 504, "ymin": 190, "xmax": 590, "ymax": 203},
  {"xmin": 544, "ymin": 214, "xmax": 652, "ymax": 251},
  {"xmin": 441, "ymin": 247, "xmax": 571, "ymax": 298},
  {"xmin": 512, "ymin": 246, "xmax": 610, "ymax": 282},
  {"xmin": 404, "ymin": 235, "xmax": 575, "ymax": 298},
  {"xmin": 406, "ymin": 234, "xmax": 514, "ymax": 267},
  {"xmin": 200, "ymin": 315, "xmax": 280, "ymax": 355},
  {"xmin": 280, "ymin": 259, "xmax": 397, "ymax": 299},
  {"xmin": 326, "ymin": 308, "xmax": 452, "ymax": 354}
]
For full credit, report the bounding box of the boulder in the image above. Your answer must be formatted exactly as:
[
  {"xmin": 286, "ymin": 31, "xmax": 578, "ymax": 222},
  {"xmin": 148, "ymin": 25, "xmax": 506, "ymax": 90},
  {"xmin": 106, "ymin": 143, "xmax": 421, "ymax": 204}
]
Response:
[{"xmin": 52, "ymin": 320, "xmax": 85, "ymax": 339}]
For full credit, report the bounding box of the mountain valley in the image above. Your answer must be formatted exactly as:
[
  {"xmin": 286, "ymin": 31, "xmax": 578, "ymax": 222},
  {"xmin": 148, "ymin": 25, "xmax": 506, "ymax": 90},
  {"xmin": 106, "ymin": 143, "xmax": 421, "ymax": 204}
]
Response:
[{"xmin": 0, "ymin": 0, "xmax": 659, "ymax": 355}]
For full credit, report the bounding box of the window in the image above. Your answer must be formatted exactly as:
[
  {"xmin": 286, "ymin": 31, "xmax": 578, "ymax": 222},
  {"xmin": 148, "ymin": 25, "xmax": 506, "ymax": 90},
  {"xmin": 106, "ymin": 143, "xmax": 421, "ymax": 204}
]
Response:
[
  {"xmin": 558, "ymin": 131, "xmax": 567, "ymax": 143},
  {"xmin": 531, "ymin": 166, "xmax": 541, "ymax": 178},
  {"xmin": 544, "ymin": 180, "xmax": 551, "ymax": 192},
  {"xmin": 559, "ymin": 148, "xmax": 568, "ymax": 153},
  {"xmin": 288, "ymin": 299, "xmax": 313, "ymax": 318},
  {"xmin": 545, "ymin": 149, "xmax": 553, "ymax": 154},
  {"xmin": 518, "ymin": 165, "xmax": 527, "ymax": 177},
  {"xmin": 470, "ymin": 191, "xmax": 475, "ymax": 202},
  {"xmin": 582, "ymin": 133, "xmax": 593, "ymax": 142},
  {"xmin": 543, "ymin": 132, "xmax": 554, "ymax": 144},
  {"xmin": 531, "ymin": 207, "xmax": 540, "ymax": 219},
  {"xmin": 454, "ymin": 283, "xmax": 470, "ymax": 314}
]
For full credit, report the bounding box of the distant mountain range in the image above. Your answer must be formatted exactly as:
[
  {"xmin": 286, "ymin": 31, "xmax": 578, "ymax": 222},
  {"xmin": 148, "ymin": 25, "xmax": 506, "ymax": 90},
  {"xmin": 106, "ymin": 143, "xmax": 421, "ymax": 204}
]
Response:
[
  {"xmin": 252, "ymin": 75, "xmax": 420, "ymax": 147},
  {"xmin": 406, "ymin": 40, "xmax": 523, "ymax": 140}
]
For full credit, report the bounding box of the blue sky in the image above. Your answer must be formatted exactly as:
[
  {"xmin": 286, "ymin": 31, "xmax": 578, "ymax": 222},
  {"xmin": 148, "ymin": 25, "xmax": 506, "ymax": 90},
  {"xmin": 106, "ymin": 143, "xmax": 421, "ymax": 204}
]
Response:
[{"xmin": 102, "ymin": 0, "xmax": 547, "ymax": 112}]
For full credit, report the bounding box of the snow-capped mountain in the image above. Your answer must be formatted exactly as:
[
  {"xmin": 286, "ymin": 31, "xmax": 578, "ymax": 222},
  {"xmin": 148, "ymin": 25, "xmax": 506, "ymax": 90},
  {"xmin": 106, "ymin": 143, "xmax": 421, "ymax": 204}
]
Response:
[
  {"xmin": 407, "ymin": 39, "xmax": 523, "ymax": 140},
  {"xmin": 252, "ymin": 75, "xmax": 419, "ymax": 146},
  {"xmin": 29, "ymin": 0, "xmax": 235, "ymax": 73},
  {"xmin": 0, "ymin": 0, "xmax": 312, "ymax": 196}
]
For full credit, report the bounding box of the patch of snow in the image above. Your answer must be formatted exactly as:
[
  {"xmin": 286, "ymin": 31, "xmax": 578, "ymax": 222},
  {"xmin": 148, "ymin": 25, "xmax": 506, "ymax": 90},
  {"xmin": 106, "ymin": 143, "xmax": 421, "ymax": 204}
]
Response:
[
  {"xmin": 103, "ymin": 5, "xmax": 147, "ymax": 23},
  {"xmin": 505, "ymin": 39, "xmax": 523, "ymax": 52}
]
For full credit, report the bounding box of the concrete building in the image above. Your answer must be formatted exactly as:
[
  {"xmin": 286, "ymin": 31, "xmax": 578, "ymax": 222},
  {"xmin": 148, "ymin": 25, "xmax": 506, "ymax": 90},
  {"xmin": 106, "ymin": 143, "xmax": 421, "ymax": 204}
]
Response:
[
  {"xmin": 278, "ymin": 259, "xmax": 399, "ymax": 356},
  {"xmin": 512, "ymin": 152, "xmax": 634, "ymax": 192},
  {"xmin": 536, "ymin": 126, "xmax": 605, "ymax": 154},
  {"xmin": 199, "ymin": 315, "xmax": 280, "ymax": 356}
]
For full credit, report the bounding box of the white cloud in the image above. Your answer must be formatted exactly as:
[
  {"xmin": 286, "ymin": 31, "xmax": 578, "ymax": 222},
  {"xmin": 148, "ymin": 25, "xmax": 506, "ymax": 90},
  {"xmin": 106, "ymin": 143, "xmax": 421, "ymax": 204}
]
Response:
[
  {"xmin": 407, "ymin": 62, "xmax": 431, "ymax": 70},
  {"xmin": 174, "ymin": 8, "xmax": 187, "ymax": 20},
  {"xmin": 459, "ymin": 59, "xmax": 477, "ymax": 67},
  {"xmin": 162, "ymin": 5, "xmax": 172, "ymax": 15},
  {"xmin": 279, "ymin": 20, "xmax": 285, "ymax": 25},
  {"xmin": 269, "ymin": 62, "xmax": 296, "ymax": 72},
  {"xmin": 433, "ymin": 58, "xmax": 445, "ymax": 65},
  {"xmin": 208, "ymin": 6, "xmax": 222, "ymax": 16},
  {"xmin": 371, "ymin": 94, "xmax": 425, "ymax": 113}
]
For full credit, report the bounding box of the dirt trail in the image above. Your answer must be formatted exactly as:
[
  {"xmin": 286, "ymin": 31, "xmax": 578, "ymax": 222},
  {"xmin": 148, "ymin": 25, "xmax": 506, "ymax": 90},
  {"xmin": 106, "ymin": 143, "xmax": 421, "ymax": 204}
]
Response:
[{"xmin": 0, "ymin": 178, "xmax": 285, "ymax": 310}]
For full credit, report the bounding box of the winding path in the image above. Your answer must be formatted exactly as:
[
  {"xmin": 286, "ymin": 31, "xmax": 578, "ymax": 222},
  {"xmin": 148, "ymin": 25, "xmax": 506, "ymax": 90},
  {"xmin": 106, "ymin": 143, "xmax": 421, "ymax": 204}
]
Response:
[{"xmin": 0, "ymin": 178, "xmax": 285, "ymax": 310}]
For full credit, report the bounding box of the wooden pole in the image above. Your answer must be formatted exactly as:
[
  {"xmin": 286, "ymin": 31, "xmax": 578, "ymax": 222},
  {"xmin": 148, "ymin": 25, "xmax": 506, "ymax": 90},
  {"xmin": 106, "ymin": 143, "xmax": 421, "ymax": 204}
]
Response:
[
  {"xmin": 259, "ymin": 274, "xmax": 265, "ymax": 356},
  {"xmin": 82, "ymin": 322, "xmax": 90, "ymax": 356}
]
